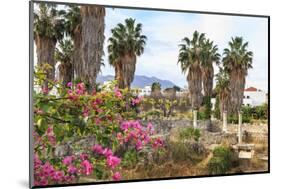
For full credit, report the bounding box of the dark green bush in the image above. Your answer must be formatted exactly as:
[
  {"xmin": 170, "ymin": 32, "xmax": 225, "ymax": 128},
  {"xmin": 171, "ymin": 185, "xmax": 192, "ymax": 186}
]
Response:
[{"xmin": 207, "ymin": 146, "xmax": 236, "ymax": 175}]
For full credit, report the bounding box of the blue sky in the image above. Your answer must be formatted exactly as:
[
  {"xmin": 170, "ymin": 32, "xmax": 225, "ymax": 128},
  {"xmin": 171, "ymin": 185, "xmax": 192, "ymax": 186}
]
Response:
[{"xmin": 102, "ymin": 7, "xmax": 268, "ymax": 91}]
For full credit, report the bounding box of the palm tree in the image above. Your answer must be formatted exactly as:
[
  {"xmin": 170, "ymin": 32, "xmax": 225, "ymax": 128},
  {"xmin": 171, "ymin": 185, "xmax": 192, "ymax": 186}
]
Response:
[
  {"xmin": 108, "ymin": 18, "xmax": 147, "ymax": 89},
  {"xmin": 201, "ymin": 39, "xmax": 220, "ymax": 97},
  {"xmin": 201, "ymin": 39, "xmax": 220, "ymax": 130},
  {"xmin": 215, "ymin": 67, "xmax": 231, "ymax": 132},
  {"xmin": 80, "ymin": 5, "xmax": 106, "ymax": 93},
  {"xmin": 55, "ymin": 39, "xmax": 74, "ymax": 86},
  {"xmin": 64, "ymin": 5, "xmax": 82, "ymax": 80},
  {"xmin": 34, "ymin": 3, "xmax": 65, "ymax": 89},
  {"xmin": 222, "ymin": 37, "xmax": 253, "ymax": 142},
  {"xmin": 151, "ymin": 82, "xmax": 162, "ymax": 98},
  {"xmin": 178, "ymin": 31, "xmax": 205, "ymax": 128}
]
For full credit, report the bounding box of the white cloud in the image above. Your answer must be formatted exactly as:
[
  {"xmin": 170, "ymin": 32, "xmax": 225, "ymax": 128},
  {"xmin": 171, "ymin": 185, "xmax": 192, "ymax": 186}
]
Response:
[{"xmin": 102, "ymin": 8, "xmax": 269, "ymax": 89}]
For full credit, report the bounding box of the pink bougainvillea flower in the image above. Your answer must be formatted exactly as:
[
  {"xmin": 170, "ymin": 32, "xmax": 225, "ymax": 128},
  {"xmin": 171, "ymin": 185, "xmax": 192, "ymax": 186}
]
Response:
[
  {"xmin": 132, "ymin": 96, "xmax": 143, "ymax": 106},
  {"xmin": 97, "ymin": 108, "xmax": 104, "ymax": 113},
  {"xmin": 62, "ymin": 156, "xmax": 73, "ymax": 165},
  {"xmin": 95, "ymin": 118, "xmax": 101, "ymax": 125},
  {"xmin": 144, "ymin": 135, "xmax": 151, "ymax": 144},
  {"xmin": 116, "ymin": 132, "xmax": 123, "ymax": 141},
  {"xmin": 112, "ymin": 172, "xmax": 121, "ymax": 181},
  {"xmin": 67, "ymin": 165, "xmax": 77, "ymax": 174},
  {"xmin": 120, "ymin": 121, "xmax": 130, "ymax": 131},
  {"xmin": 67, "ymin": 82, "xmax": 72, "ymax": 87},
  {"xmin": 42, "ymin": 162, "xmax": 55, "ymax": 176},
  {"xmin": 106, "ymin": 155, "xmax": 121, "ymax": 169},
  {"xmin": 64, "ymin": 175, "xmax": 75, "ymax": 182},
  {"xmin": 52, "ymin": 170, "xmax": 64, "ymax": 181},
  {"xmin": 76, "ymin": 83, "xmax": 85, "ymax": 91},
  {"xmin": 152, "ymin": 138, "xmax": 164, "ymax": 148},
  {"xmin": 82, "ymin": 107, "xmax": 90, "ymax": 117},
  {"xmin": 48, "ymin": 135, "xmax": 56, "ymax": 145},
  {"xmin": 80, "ymin": 160, "xmax": 93, "ymax": 176},
  {"xmin": 42, "ymin": 86, "xmax": 49, "ymax": 94},
  {"xmin": 114, "ymin": 87, "xmax": 122, "ymax": 98},
  {"xmin": 67, "ymin": 89, "xmax": 72, "ymax": 95},
  {"xmin": 92, "ymin": 98, "xmax": 102, "ymax": 106},
  {"xmin": 75, "ymin": 88, "xmax": 83, "ymax": 95},
  {"xmin": 34, "ymin": 181, "xmax": 40, "ymax": 186},
  {"xmin": 39, "ymin": 179, "xmax": 48, "ymax": 186},
  {"xmin": 47, "ymin": 127, "xmax": 53, "ymax": 134},
  {"xmin": 91, "ymin": 144, "xmax": 103, "ymax": 155},
  {"xmin": 102, "ymin": 148, "xmax": 113, "ymax": 157},
  {"xmin": 79, "ymin": 153, "xmax": 88, "ymax": 161},
  {"xmin": 135, "ymin": 139, "xmax": 143, "ymax": 151},
  {"xmin": 34, "ymin": 154, "xmax": 42, "ymax": 169}
]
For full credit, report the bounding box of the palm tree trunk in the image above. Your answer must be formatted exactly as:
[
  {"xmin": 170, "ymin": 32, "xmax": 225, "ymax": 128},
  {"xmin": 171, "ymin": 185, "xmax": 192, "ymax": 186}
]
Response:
[
  {"xmin": 118, "ymin": 54, "xmax": 136, "ymax": 89},
  {"xmin": 80, "ymin": 5, "xmax": 105, "ymax": 93},
  {"xmin": 187, "ymin": 62, "xmax": 203, "ymax": 109},
  {"xmin": 73, "ymin": 27, "xmax": 82, "ymax": 81},
  {"xmin": 229, "ymin": 68, "xmax": 245, "ymax": 114},
  {"xmin": 59, "ymin": 63, "xmax": 72, "ymax": 86},
  {"xmin": 35, "ymin": 35, "xmax": 56, "ymax": 89}
]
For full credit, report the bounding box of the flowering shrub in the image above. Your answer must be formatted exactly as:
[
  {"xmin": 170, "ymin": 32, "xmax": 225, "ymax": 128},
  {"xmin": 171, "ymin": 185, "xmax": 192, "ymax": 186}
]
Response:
[
  {"xmin": 117, "ymin": 120, "xmax": 164, "ymax": 151},
  {"xmin": 33, "ymin": 65, "xmax": 163, "ymax": 186}
]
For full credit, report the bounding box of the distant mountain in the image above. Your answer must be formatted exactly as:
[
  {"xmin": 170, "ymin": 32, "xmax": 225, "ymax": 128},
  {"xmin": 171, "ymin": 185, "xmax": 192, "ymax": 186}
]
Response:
[{"xmin": 97, "ymin": 75, "xmax": 177, "ymax": 89}]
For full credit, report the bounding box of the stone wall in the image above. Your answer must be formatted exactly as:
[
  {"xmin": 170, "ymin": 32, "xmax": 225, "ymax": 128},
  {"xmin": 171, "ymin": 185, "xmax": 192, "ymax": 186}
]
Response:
[{"xmin": 141, "ymin": 119, "xmax": 210, "ymax": 134}]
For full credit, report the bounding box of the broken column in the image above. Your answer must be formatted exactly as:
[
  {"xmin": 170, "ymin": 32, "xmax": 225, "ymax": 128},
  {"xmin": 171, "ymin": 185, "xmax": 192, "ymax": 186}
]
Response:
[
  {"xmin": 222, "ymin": 111, "xmax": 227, "ymax": 133},
  {"xmin": 193, "ymin": 109, "xmax": 198, "ymax": 128},
  {"xmin": 238, "ymin": 111, "xmax": 242, "ymax": 144}
]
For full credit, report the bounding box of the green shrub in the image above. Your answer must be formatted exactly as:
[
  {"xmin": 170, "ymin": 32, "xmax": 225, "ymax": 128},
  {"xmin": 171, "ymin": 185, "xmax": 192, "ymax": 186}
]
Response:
[
  {"xmin": 169, "ymin": 141, "xmax": 207, "ymax": 164},
  {"xmin": 252, "ymin": 103, "xmax": 268, "ymax": 120},
  {"xmin": 179, "ymin": 127, "xmax": 201, "ymax": 142},
  {"xmin": 227, "ymin": 114, "xmax": 251, "ymax": 124},
  {"xmin": 202, "ymin": 96, "xmax": 212, "ymax": 119},
  {"xmin": 121, "ymin": 150, "xmax": 138, "ymax": 168},
  {"xmin": 207, "ymin": 146, "xmax": 236, "ymax": 175},
  {"xmin": 197, "ymin": 110, "xmax": 208, "ymax": 120}
]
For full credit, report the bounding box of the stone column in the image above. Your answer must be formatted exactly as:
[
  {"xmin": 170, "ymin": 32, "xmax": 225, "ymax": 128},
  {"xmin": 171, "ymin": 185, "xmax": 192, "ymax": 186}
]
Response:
[
  {"xmin": 211, "ymin": 114, "xmax": 215, "ymax": 121},
  {"xmin": 238, "ymin": 111, "xmax": 242, "ymax": 144},
  {"xmin": 222, "ymin": 111, "xmax": 227, "ymax": 133},
  {"xmin": 193, "ymin": 109, "xmax": 198, "ymax": 128}
]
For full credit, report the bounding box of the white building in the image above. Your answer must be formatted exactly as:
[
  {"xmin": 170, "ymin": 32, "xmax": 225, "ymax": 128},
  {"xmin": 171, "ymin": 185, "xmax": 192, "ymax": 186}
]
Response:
[
  {"xmin": 139, "ymin": 86, "xmax": 152, "ymax": 96},
  {"xmin": 243, "ymin": 87, "xmax": 267, "ymax": 106},
  {"xmin": 211, "ymin": 86, "xmax": 267, "ymax": 109}
]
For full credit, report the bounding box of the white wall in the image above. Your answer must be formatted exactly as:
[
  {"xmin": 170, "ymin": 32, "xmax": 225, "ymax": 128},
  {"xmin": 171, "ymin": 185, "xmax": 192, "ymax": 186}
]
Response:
[
  {"xmin": 0, "ymin": 0, "xmax": 278, "ymax": 189},
  {"xmin": 244, "ymin": 91, "xmax": 267, "ymax": 106}
]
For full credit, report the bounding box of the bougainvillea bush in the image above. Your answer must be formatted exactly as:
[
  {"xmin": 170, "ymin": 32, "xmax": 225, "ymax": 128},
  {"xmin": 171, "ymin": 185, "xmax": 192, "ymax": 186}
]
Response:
[{"xmin": 33, "ymin": 65, "xmax": 164, "ymax": 186}]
